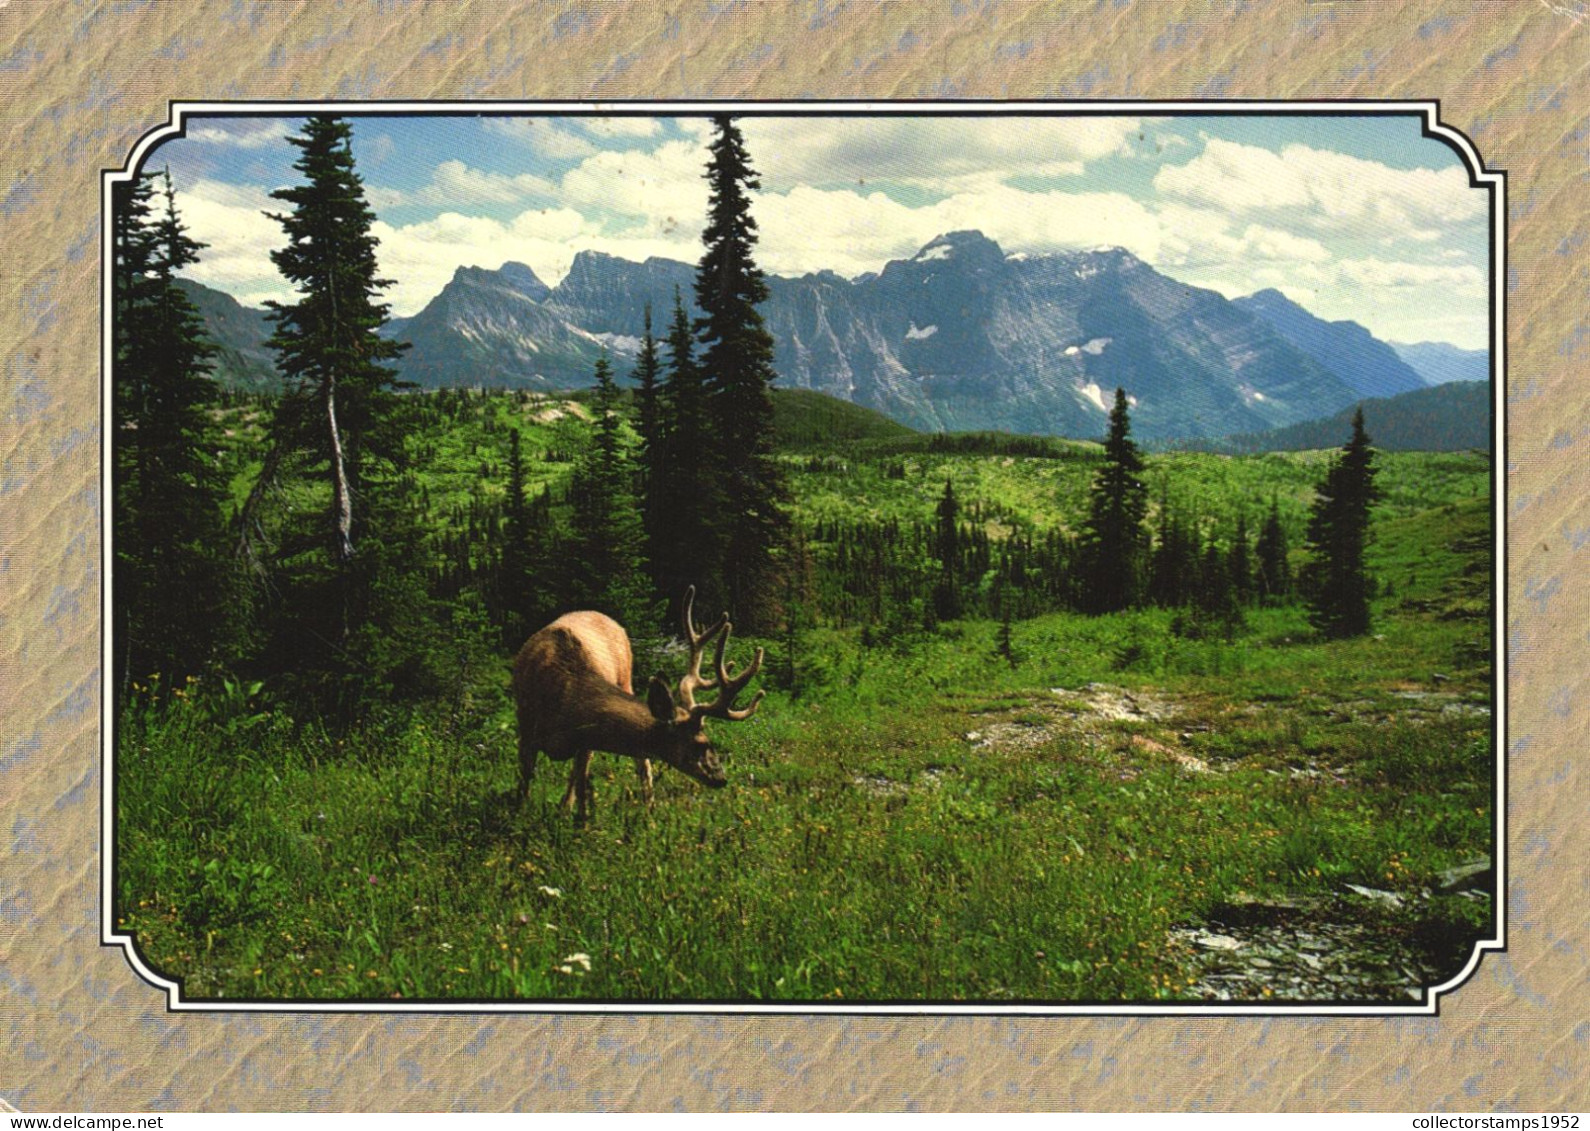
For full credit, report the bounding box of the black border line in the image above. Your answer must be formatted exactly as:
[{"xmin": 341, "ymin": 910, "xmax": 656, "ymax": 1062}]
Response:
[{"xmin": 99, "ymin": 98, "xmax": 1507, "ymax": 1018}]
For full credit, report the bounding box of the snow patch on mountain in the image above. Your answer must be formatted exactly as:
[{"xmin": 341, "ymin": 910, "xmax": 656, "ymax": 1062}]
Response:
[{"xmin": 566, "ymin": 323, "xmax": 640, "ymax": 354}]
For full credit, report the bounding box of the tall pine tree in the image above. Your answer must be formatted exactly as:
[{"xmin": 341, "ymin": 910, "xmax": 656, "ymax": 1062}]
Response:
[
  {"xmin": 1300, "ymin": 408, "xmax": 1380, "ymax": 638},
  {"xmin": 245, "ymin": 115, "xmax": 418, "ymax": 710},
  {"xmin": 113, "ymin": 169, "xmax": 234, "ymax": 695},
  {"xmin": 933, "ymin": 478, "xmax": 963, "ymax": 621},
  {"xmin": 567, "ymin": 355, "xmax": 655, "ymax": 631},
  {"xmin": 497, "ymin": 426, "xmax": 540, "ymax": 649},
  {"xmin": 694, "ymin": 115, "xmax": 789, "ymax": 631},
  {"xmin": 1078, "ymin": 388, "xmax": 1149, "ymax": 613},
  {"xmin": 652, "ymin": 286, "xmax": 724, "ymax": 626},
  {"xmin": 1255, "ymin": 495, "xmax": 1292, "ymax": 605},
  {"xmin": 1147, "ymin": 480, "xmax": 1196, "ymax": 609},
  {"xmin": 631, "ymin": 303, "xmax": 668, "ymax": 609}
]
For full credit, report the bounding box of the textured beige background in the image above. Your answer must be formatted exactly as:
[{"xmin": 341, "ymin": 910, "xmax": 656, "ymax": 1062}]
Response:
[{"xmin": 1, "ymin": 0, "xmax": 1584, "ymax": 1113}]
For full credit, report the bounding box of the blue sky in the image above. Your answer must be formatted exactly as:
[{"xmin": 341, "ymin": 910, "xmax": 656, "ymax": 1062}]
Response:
[{"xmin": 151, "ymin": 111, "xmax": 1492, "ymax": 350}]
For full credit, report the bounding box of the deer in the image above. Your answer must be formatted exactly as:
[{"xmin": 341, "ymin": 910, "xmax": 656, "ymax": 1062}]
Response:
[{"xmin": 510, "ymin": 587, "xmax": 765, "ymax": 821}]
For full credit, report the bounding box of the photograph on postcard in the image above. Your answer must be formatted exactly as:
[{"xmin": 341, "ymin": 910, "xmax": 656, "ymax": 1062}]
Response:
[{"xmin": 103, "ymin": 104, "xmax": 1501, "ymax": 1012}]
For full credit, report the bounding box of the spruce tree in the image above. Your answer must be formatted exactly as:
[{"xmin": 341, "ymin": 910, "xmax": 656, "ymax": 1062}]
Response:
[
  {"xmin": 261, "ymin": 115, "xmax": 408, "ymax": 564},
  {"xmin": 694, "ymin": 114, "xmax": 789, "ymax": 631},
  {"xmin": 1227, "ymin": 511, "xmax": 1254, "ymax": 606},
  {"xmin": 652, "ymin": 287, "xmax": 724, "ymax": 624},
  {"xmin": 1078, "ymin": 388, "xmax": 1149, "ymax": 613},
  {"xmin": 112, "ymin": 169, "xmax": 233, "ymax": 695},
  {"xmin": 631, "ymin": 304, "xmax": 667, "ymax": 605},
  {"xmin": 1147, "ymin": 481, "xmax": 1195, "ymax": 609},
  {"xmin": 498, "ymin": 426, "xmax": 537, "ymax": 648},
  {"xmin": 1300, "ymin": 409, "xmax": 1380, "ymax": 638},
  {"xmin": 933, "ymin": 478, "xmax": 963, "ymax": 621},
  {"xmin": 1255, "ymin": 495, "xmax": 1292, "ymax": 605},
  {"xmin": 567, "ymin": 355, "xmax": 655, "ymax": 631},
  {"xmin": 246, "ymin": 115, "xmax": 418, "ymax": 711},
  {"xmin": 1193, "ymin": 528, "xmax": 1243, "ymax": 640}
]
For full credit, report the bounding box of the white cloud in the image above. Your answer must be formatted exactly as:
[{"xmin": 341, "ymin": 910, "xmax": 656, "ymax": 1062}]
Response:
[
  {"xmin": 482, "ymin": 118, "xmax": 599, "ymax": 160},
  {"xmin": 1154, "ymin": 137, "xmax": 1484, "ymax": 239},
  {"xmin": 162, "ymin": 116, "xmax": 1490, "ymax": 350},
  {"xmin": 558, "ymin": 136, "xmax": 711, "ymax": 238},
  {"xmin": 186, "ymin": 120, "xmax": 292, "ymax": 150},
  {"xmin": 172, "ymin": 179, "xmax": 294, "ymax": 304},
  {"xmin": 741, "ymin": 117, "xmax": 1141, "ymax": 193},
  {"xmin": 576, "ymin": 116, "xmax": 664, "ymax": 140},
  {"xmin": 748, "ymin": 182, "xmax": 1165, "ymax": 278},
  {"xmin": 413, "ymin": 159, "xmax": 559, "ymax": 206},
  {"xmin": 1336, "ymin": 257, "xmax": 1485, "ymax": 294}
]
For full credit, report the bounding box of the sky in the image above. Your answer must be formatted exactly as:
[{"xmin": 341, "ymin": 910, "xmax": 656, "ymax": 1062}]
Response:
[{"xmin": 149, "ymin": 110, "xmax": 1493, "ymax": 351}]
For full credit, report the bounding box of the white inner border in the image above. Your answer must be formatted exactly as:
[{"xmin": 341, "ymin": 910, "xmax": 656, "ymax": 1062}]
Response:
[{"xmin": 100, "ymin": 99, "xmax": 1507, "ymax": 1017}]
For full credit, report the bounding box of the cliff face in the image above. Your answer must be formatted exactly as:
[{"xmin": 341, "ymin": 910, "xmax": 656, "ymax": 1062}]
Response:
[
  {"xmin": 1234, "ymin": 288, "xmax": 1428, "ymax": 401},
  {"xmin": 189, "ymin": 231, "xmax": 1371, "ymax": 441}
]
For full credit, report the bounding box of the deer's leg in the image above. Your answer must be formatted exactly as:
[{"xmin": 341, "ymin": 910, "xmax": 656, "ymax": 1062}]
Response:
[
  {"xmin": 516, "ymin": 728, "xmax": 539, "ymax": 806},
  {"xmin": 562, "ymin": 751, "xmax": 595, "ymax": 821},
  {"xmin": 635, "ymin": 757, "xmax": 654, "ymax": 805},
  {"xmin": 559, "ymin": 754, "xmax": 583, "ymax": 812}
]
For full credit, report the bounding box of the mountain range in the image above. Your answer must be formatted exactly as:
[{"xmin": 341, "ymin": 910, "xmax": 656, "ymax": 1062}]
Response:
[
  {"xmin": 182, "ymin": 229, "xmax": 1488, "ymax": 443},
  {"xmin": 1180, "ymin": 380, "xmax": 1492, "ymax": 455},
  {"xmin": 1387, "ymin": 339, "xmax": 1491, "ymax": 386}
]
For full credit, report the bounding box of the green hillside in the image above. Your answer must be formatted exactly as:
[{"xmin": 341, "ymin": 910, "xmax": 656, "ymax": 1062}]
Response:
[
  {"xmin": 122, "ymin": 387, "xmax": 1496, "ymax": 1007},
  {"xmin": 771, "ymin": 387, "xmax": 919, "ymax": 447},
  {"xmin": 1181, "ymin": 381, "xmax": 1491, "ymax": 454}
]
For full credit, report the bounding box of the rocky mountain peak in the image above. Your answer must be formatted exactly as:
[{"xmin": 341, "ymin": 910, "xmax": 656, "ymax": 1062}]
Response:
[
  {"xmin": 911, "ymin": 229, "xmax": 1005, "ymax": 266},
  {"xmin": 496, "ymin": 261, "xmax": 550, "ymax": 301}
]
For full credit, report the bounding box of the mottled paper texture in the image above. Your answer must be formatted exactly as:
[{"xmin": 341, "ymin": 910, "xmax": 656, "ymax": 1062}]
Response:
[{"xmin": 1, "ymin": 0, "xmax": 1584, "ymax": 1112}]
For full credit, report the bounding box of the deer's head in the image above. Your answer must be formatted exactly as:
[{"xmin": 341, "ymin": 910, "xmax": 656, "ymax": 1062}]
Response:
[{"xmin": 643, "ymin": 587, "xmax": 764, "ymax": 789}]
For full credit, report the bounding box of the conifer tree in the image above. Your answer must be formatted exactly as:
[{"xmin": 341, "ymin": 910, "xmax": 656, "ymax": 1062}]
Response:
[
  {"xmin": 1227, "ymin": 511, "xmax": 1254, "ymax": 606},
  {"xmin": 244, "ymin": 115, "xmax": 418, "ymax": 710},
  {"xmin": 1194, "ymin": 529, "xmax": 1243, "ymax": 639},
  {"xmin": 1300, "ymin": 409, "xmax": 1380, "ymax": 638},
  {"xmin": 694, "ymin": 115, "xmax": 789, "ymax": 630},
  {"xmin": 933, "ymin": 478, "xmax": 963, "ymax": 621},
  {"xmin": 261, "ymin": 115, "xmax": 408, "ymax": 564},
  {"xmin": 113, "ymin": 169, "xmax": 234, "ymax": 695},
  {"xmin": 498, "ymin": 426, "xmax": 538, "ymax": 648},
  {"xmin": 1147, "ymin": 481, "xmax": 1195, "ymax": 609},
  {"xmin": 1078, "ymin": 388, "xmax": 1149, "ymax": 613},
  {"xmin": 567, "ymin": 355, "xmax": 655, "ymax": 630},
  {"xmin": 631, "ymin": 304, "xmax": 666, "ymax": 599},
  {"xmin": 1255, "ymin": 495, "xmax": 1292, "ymax": 605},
  {"xmin": 652, "ymin": 287, "xmax": 724, "ymax": 624}
]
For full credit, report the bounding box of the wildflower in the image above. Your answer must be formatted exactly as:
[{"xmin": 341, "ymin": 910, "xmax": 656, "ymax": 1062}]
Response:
[
  {"xmin": 556, "ymin": 952, "xmax": 592, "ymax": 975},
  {"xmin": 537, "ymin": 885, "xmax": 563, "ymax": 900},
  {"xmin": 368, "ymin": 875, "xmax": 379, "ymax": 885}
]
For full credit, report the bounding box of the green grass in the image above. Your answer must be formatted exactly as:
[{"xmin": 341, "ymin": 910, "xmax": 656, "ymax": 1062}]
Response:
[
  {"xmin": 116, "ymin": 591, "xmax": 1493, "ymax": 1004},
  {"xmin": 121, "ymin": 392, "xmax": 1494, "ymax": 1004}
]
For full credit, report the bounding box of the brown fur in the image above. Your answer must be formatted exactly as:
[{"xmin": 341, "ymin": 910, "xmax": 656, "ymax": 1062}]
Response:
[{"xmin": 511, "ymin": 610, "xmax": 728, "ymax": 820}]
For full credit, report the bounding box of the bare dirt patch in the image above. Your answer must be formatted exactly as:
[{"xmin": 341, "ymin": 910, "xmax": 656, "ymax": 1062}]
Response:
[{"xmin": 961, "ymin": 683, "xmax": 1210, "ymax": 775}]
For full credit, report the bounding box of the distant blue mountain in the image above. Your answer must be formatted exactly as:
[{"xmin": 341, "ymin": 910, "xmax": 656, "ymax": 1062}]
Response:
[
  {"xmin": 1232, "ymin": 288, "xmax": 1427, "ymax": 400},
  {"xmin": 185, "ymin": 232, "xmax": 1386, "ymax": 441},
  {"xmin": 1389, "ymin": 340, "xmax": 1490, "ymax": 386},
  {"xmin": 1181, "ymin": 380, "xmax": 1492, "ymax": 455}
]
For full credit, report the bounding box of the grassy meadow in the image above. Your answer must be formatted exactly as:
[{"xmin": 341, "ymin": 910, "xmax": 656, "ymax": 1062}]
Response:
[{"xmin": 114, "ymin": 390, "xmax": 1495, "ymax": 1005}]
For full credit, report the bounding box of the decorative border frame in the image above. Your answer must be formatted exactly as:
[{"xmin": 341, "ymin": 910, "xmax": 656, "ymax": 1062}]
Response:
[{"xmin": 100, "ymin": 97, "xmax": 1507, "ymax": 1018}]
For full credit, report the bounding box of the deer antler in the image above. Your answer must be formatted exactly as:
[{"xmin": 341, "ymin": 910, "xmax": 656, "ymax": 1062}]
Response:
[
  {"xmin": 676, "ymin": 586, "xmax": 765, "ymax": 722},
  {"xmin": 676, "ymin": 585, "xmax": 728, "ymax": 711}
]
